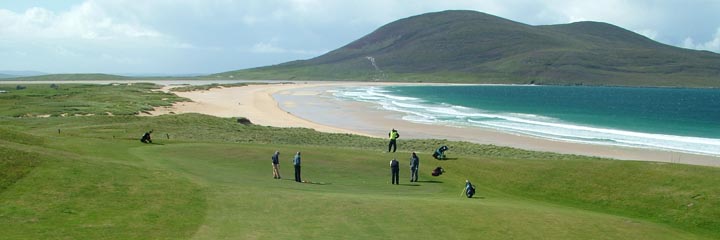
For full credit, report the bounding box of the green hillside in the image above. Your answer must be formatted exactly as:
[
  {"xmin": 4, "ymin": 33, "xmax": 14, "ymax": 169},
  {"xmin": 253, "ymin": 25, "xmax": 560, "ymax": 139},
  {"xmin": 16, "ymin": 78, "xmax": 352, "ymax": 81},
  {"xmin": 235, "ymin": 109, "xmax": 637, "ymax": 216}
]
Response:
[
  {"xmin": 1, "ymin": 83, "xmax": 720, "ymax": 239},
  {"xmin": 215, "ymin": 10, "xmax": 720, "ymax": 87}
]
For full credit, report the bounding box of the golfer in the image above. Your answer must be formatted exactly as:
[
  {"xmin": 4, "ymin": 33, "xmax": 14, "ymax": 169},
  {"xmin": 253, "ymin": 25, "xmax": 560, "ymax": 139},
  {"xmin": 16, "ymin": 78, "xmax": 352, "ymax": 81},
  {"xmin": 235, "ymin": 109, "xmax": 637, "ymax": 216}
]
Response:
[
  {"xmin": 410, "ymin": 152, "xmax": 419, "ymax": 182},
  {"xmin": 390, "ymin": 158, "xmax": 399, "ymax": 185},
  {"xmin": 388, "ymin": 129, "xmax": 399, "ymax": 152},
  {"xmin": 272, "ymin": 151, "xmax": 281, "ymax": 179},
  {"xmin": 293, "ymin": 151, "xmax": 302, "ymax": 182}
]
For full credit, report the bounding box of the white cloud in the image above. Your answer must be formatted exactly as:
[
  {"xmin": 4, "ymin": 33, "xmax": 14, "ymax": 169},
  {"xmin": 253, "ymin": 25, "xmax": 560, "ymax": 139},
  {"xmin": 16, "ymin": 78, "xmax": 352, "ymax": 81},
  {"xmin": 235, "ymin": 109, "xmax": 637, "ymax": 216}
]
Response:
[
  {"xmin": 241, "ymin": 15, "xmax": 259, "ymax": 25},
  {"xmin": 251, "ymin": 42, "xmax": 286, "ymax": 53},
  {"xmin": 289, "ymin": 0, "xmax": 323, "ymax": 13},
  {"xmin": 0, "ymin": 1, "xmax": 166, "ymax": 42},
  {"xmin": 682, "ymin": 28, "xmax": 720, "ymax": 52},
  {"xmin": 52, "ymin": 45, "xmax": 81, "ymax": 57},
  {"xmin": 100, "ymin": 53, "xmax": 145, "ymax": 65},
  {"xmin": 250, "ymin": 41, "xmax": 325, "ymax": 55}
]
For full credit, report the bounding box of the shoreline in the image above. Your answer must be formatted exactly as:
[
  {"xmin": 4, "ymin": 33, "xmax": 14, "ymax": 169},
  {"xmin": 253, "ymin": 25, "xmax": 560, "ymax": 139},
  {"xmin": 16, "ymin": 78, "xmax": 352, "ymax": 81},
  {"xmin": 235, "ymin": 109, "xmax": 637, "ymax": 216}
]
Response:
[{"xmin": 148, "ymin": 82, "xmax": 720, "ymax": 167}]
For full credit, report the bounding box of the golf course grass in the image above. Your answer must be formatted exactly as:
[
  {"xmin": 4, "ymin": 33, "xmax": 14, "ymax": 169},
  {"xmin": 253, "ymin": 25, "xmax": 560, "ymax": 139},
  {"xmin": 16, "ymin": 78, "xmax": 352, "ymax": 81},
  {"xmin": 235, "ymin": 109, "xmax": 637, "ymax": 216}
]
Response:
[{"xmin": 1, "ymin": 83, "xmax": 718, "ymax": 239}]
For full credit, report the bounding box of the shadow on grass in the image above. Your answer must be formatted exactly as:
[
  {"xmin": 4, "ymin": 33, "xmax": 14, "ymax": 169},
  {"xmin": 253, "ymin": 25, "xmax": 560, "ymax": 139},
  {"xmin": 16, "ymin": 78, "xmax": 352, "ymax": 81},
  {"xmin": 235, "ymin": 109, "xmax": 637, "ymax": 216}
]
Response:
[
  {"xmin": 303, "ymin": 181, "xmax": 331, "ymax": 185},
  {"xmin": 280, "ymin": 178, "xmax": 331, "ymax": 185},
  {"xmin": 436, "ymin": 157, "xmax": 458, "ymax": 161},
  {"xmin": 398, "ymin": 183, "xmax": 421, "ymax": 187},
  {"xmin": 416, "ymin": 180, "xmax": 443, "ymax": 183}
]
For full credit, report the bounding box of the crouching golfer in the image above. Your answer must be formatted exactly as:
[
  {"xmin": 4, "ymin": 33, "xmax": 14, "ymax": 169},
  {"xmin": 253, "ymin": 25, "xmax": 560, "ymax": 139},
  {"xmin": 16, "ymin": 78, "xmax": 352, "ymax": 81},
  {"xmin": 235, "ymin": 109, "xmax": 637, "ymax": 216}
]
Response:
[
  {"xmin": 140, "ymin": 130, "xmax": 153, "ymax": 143},
  {"xmin": 390, "ymin": 158, "xmax": 399, "ymax": 185},
  {"xmin": 272, "ymin": 151, "xmax": 281, "ymax": 179}
]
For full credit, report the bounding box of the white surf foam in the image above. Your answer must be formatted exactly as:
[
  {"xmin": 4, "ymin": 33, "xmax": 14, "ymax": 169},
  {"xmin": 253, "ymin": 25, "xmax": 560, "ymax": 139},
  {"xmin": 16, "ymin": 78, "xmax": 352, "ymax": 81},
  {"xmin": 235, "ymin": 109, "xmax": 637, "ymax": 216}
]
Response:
[{"xmin": 332, "ymin": 86, "xmax": 720, "ymax": 157}]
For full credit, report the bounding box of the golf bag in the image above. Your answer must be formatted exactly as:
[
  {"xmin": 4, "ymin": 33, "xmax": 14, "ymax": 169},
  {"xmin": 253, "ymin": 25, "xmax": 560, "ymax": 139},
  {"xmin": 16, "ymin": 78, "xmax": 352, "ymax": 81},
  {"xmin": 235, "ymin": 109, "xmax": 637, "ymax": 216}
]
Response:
[
  {"xmin": 432, "ymin": 145, "xmax": 449, "ymax": 160},
  {"xmin": 431, "ymin": 166, "xmax": 445, "ymax": 176},
  {"xmin": 465, "ymin": 183, "xmax": 476, "ymax": 198}
]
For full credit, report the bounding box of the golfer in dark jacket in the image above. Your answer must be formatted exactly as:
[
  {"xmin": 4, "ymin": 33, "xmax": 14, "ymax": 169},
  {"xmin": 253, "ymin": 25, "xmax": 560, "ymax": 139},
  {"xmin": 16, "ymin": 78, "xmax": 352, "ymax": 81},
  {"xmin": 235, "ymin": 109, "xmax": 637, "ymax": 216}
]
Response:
[
  {"xmin": 140, "ymin": 130, "xmax": 153, "ymax": 143},
  {"xmin": 410, "ymin": 152, "xmax": 419, "ymax": 182},
  {"xmin": 390, "ymin": 158, "xmax": 399, "ymax": 185},
  {"xmin": 272, "ymin": 151, "xmax": 281, "ymax": 179},
  {"xmin": 293, "ymin": 152, "xmax": 302, "ymax": 182}
]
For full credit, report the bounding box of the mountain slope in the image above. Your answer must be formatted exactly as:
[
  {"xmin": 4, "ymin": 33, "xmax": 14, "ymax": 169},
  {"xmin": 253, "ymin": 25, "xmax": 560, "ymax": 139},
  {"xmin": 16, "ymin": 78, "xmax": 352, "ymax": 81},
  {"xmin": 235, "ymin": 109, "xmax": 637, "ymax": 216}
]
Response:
[{"xmin": 216, "ymin": 10, "xmax": 720, "ymax": 87}]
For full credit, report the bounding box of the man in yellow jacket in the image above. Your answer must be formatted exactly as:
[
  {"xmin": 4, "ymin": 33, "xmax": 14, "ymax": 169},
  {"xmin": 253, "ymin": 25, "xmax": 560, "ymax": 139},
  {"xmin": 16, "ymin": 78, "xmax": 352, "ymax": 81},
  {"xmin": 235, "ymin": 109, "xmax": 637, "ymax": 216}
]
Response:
[{"xmin": 388, "ymin": 128, "xmax": 399, "ymax": 152}]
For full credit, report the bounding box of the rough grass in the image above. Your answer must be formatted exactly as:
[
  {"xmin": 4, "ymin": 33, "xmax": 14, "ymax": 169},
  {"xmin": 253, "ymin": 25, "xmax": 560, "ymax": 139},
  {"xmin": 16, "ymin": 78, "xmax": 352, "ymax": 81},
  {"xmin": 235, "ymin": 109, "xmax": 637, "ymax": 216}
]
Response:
[
  {"xmin": 0, "ymin": 147, "xmax": 40, "ymax": 192},
  {"xmin": 0, "ymin": 136, "xmax": 205, "ymax": 239},
  {"xmin": 0, "ymin": 83, "xmax": 187, "ymax": 117},
  {"xmin": 170, "ymin": 82, "xmax": 282, "ymax": 92},
  {"xmin": 0, "ymin": 128, "xmax": 43, "ymax": 192},
  {"xmin": 0, "ymin": 156, "xmax": 205, "ymax": 239}
]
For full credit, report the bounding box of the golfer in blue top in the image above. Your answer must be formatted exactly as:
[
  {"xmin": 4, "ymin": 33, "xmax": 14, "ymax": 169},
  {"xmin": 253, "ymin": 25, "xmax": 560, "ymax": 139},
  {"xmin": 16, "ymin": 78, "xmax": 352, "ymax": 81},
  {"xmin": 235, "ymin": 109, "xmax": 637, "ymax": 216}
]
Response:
[{"xmin": 293, "ymin": 152, "xmax": 302, "ymax": 182}]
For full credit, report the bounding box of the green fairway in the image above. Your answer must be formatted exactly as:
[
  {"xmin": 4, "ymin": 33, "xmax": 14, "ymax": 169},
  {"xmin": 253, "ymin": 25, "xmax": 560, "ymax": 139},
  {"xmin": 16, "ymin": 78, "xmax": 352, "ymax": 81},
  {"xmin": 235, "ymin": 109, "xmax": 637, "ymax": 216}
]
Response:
[
  {"xmin": 1, "ymin": 83, "xmax": 719, "ymax": 239},
  {"xmin": 2, "ymin": 135, "xmax": 716, "ymax": 239}
]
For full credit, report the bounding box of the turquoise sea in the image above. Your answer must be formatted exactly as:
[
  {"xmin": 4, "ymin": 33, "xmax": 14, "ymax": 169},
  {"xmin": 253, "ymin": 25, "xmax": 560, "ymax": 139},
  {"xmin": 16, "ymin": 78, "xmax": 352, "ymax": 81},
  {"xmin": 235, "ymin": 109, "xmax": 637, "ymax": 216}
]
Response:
[{"xmin": 332, "ymin": 85, "xmax": 720, "ymax": 156}]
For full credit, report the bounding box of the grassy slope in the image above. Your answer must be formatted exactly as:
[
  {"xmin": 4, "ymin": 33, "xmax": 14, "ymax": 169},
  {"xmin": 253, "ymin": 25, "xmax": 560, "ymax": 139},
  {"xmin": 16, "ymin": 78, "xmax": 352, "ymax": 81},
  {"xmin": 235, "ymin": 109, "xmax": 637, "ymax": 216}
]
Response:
[
  {"xmin": 0, "ymin": 129, "xmax": 42, "ymax": 191},
  {"xmin": 0, "ymin": 128, "xmax": 205, "ymax": 239},
  {"xmin": 1, "ymin": 84, "xmax": 719, "ymax": 239}
]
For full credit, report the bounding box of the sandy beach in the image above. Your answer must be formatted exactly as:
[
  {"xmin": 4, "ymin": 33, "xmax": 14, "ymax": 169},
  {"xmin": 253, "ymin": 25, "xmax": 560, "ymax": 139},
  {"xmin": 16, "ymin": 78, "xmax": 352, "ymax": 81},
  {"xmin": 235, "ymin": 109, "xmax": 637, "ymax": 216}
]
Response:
[{"xmin": 150, "ymin": 82, "xmax": 720, "ymax": 167}]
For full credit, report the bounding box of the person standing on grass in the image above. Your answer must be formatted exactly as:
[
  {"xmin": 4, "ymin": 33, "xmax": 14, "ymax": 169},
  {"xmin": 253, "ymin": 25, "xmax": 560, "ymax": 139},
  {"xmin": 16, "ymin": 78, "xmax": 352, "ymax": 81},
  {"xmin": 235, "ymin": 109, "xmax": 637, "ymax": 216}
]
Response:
[
  {"xmin": 410, "ymin": 152, "xmax": 419, "ymax": 182},
  {"xmin": 293, "ymin": 152, "xmax": 302, "ymax": 182},
  {"xmin": 272, "ymin": 151, "xmax": 281, "ymax": 179},
  {"xmin": 388, "ymin": 128, "xmax": 399, "ymax": 152},
  {"xmin": 390, "ymin": 158, "xmax": 400, "ymax": 185}
]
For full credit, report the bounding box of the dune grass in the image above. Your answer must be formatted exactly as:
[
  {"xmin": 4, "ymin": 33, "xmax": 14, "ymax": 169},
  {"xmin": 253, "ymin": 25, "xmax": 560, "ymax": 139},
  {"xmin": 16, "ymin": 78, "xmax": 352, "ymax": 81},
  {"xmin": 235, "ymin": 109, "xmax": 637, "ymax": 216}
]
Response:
[
  {"xmin": 0, "ymin": 83, "xmax": 186, "ymax": 117},
  {"xmin": 1, "ymin": 83, "xmax": 719, "ymax": 239},
  {"xmin": 170, "ymin": 82, "xmax": 284, "ymax": 92}
]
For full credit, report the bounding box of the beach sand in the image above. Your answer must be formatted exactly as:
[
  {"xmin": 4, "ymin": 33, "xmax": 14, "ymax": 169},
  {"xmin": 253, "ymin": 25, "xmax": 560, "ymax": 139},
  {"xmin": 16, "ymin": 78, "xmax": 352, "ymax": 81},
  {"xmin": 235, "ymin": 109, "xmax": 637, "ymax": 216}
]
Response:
[{"xmin": 150, "ymin": 82, "xmax": 720, "ymax": 167}]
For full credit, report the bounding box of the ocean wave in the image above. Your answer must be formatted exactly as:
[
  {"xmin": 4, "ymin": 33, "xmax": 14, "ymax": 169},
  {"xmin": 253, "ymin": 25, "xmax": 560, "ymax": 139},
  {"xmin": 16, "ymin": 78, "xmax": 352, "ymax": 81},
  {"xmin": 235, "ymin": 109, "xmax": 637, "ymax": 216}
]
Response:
[{"xmin": 332, "ymin": 86, "xmax": 720, "ymax": 157}]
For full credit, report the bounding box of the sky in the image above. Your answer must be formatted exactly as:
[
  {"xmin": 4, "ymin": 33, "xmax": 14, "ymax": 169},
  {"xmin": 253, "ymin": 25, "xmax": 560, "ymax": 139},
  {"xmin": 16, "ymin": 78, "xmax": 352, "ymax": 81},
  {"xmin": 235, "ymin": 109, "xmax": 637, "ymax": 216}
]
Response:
[{"xmin": 1, "ymin": 0, "xmax": 719, "ymax": 75}]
